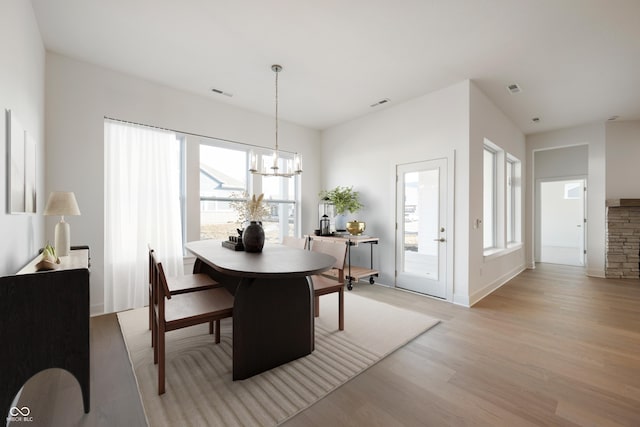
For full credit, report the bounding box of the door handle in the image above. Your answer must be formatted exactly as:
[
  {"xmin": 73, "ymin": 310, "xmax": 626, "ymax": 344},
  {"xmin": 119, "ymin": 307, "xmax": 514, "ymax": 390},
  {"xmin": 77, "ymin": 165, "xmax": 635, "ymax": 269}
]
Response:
[{"xmin": 433, "ymin": 238, "xmax": 446, "ymax": 242}]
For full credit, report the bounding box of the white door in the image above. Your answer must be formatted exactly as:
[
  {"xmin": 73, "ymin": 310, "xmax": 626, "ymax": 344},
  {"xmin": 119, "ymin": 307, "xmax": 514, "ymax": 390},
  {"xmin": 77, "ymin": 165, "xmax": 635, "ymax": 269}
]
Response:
[
  {"xmin": 540, "ymin": 179, "xmax": 586, "ymax": 266},
  {"xmin": 395, "ymin": 159, "xmax": 447, "ymax": 298}
]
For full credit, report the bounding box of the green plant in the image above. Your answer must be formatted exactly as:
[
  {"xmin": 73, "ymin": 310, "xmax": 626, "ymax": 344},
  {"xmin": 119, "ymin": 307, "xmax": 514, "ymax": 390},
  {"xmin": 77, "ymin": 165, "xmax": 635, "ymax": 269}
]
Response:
[
  {"xmin": 42, "ymin": 242, "xmax": 60, "ymax": 264},
  {"xmin": 319, "ymin": 186, "xmax": 363, "ymax": 215}
]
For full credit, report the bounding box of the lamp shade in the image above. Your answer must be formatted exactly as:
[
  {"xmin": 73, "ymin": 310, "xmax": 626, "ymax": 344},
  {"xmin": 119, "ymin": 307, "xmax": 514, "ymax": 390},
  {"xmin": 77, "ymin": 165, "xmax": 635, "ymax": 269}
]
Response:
[{"xmin": 43, "ymin": 192, "xmax": 81, "ymax": 216}]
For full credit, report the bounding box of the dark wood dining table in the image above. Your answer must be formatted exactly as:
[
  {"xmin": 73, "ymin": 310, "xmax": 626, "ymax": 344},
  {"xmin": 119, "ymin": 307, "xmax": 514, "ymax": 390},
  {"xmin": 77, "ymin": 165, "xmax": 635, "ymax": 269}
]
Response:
[{"xmin": 185, "ymin": 239, "xmax": 336, "ymax": 380}]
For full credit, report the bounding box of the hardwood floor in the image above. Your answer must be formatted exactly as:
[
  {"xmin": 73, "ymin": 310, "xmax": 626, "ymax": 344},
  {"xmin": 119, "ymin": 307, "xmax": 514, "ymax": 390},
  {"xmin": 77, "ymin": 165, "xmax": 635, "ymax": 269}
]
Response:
[
  {"xmin": 9, "ymin": 313, "xmax": 147, "ymax": 426},
  {"xmin": 10, "ymin": 263, "xmax": 640, "ymax": 426}
]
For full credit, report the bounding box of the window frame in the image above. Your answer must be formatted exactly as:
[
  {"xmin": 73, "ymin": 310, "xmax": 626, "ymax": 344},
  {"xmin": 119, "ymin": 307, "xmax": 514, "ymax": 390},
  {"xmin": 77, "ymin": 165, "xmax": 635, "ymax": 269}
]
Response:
[
  {"xmin": 483, "ymin": 145, "xmax": 498, "ymax": 250},
  {"xmin": 193, "ymin": 138, "xmax": 301, "ymax": 244},
  {"xmin": 506, "ymin": 154, "xmax": 521, "ymax": 246},
  {"xmin": 483, "ymin": 139, "xmax": 522, "ymax": 257}
]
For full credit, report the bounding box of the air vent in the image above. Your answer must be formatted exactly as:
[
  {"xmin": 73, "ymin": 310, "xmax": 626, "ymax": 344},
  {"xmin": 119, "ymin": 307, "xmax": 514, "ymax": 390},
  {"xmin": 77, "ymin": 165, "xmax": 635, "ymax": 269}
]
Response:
[
  {"xmin": 210, "ymin": 88, "xmax": 233, "ymax": 97},
  {"xmin": 370, "ymin": 98, "xmax": 391, "ymax": 107},
  {"xmin": 507, "ymin": 83, "xmax": 522, "ymax": 94}
]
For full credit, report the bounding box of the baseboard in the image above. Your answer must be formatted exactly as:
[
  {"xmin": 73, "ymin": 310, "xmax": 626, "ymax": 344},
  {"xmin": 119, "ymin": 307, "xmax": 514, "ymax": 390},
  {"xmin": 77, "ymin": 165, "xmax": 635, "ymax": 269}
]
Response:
[
  {"xmin": 586, "ymin": 269, "xmax": 605, "ymax": 278},
  {"xmin": 90, "ymin": 303, "xmax": 104, "ymax": 317},
  {"xmin": 469, "ymin": 264, "xmax": 526, "ymax": 307},
  {"xmin": 452, "ymin": 293, "xmax": 470, "ymax": 307}
]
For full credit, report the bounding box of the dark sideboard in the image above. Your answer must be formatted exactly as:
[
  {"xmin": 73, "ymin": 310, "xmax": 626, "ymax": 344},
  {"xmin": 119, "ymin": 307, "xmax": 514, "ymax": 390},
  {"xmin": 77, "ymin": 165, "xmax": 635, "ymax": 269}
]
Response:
[{"xmin": 0, "ymin": 247, "xmax": 90, "ymax": 418}]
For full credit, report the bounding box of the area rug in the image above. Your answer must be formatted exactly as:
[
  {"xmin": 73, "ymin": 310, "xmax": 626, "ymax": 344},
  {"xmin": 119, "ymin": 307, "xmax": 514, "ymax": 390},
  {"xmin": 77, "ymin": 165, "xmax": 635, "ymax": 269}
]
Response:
[{"xmin": 117, "ymin": 291, "xmax": 440, "ymax": 426}]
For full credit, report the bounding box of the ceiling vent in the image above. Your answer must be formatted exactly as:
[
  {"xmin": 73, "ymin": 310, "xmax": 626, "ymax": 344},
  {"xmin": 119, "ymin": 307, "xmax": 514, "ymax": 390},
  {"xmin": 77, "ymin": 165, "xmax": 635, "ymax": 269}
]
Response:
[
  {"xmin": 370, "ymin": 98, "xmax": 391, "ymax": 107},
  {"xmin": 211, "ymin": 88, "xmax": 233, "ymax": 97},
  {"xmin": 507, "ymin": 83, "xmax": 522, "ymax": 94}
]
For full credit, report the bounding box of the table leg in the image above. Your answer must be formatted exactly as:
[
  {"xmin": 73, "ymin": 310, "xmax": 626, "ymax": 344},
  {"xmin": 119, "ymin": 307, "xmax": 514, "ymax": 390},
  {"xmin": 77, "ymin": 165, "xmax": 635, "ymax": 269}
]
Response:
[{"xmin": 232, "ymin": 276, "xmax": 314, "ymax": 380}]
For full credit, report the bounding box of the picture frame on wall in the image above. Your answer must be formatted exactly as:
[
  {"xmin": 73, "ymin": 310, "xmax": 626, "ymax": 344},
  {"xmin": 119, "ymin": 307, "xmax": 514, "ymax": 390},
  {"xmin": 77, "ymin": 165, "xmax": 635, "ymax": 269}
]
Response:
[{"xmin": 6, "ymin": 109, "xmax": 36, "ymax": 214}]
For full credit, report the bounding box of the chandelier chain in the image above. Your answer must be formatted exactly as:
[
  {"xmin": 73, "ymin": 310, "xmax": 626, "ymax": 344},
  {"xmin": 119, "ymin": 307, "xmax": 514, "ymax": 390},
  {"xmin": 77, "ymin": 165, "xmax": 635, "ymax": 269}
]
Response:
[
  {"xmin": 275, "ymin": 67, "xmax": 279, "ymax": 154},
  {"xmin": 248, "ymin": 64, "xmax": 301, "ymax": 177}
]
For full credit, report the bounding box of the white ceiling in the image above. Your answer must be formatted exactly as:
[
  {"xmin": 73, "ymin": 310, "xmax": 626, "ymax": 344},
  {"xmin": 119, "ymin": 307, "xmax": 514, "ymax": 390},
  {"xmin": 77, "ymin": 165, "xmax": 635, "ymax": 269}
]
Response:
[{"xmin": 30, "ymin": 0, "xmax": 640, "ymax": 134}]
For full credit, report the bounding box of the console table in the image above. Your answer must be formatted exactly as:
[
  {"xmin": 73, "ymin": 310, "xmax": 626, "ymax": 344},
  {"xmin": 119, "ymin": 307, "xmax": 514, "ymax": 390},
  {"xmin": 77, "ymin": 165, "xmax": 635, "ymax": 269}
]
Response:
[
  {"xmin": 309, "ymin": 235, "xmax": 379, "ymax": 290},
  {"xmin": 0, "ymin": 248, "xmax": 90, "ymax": 418}
]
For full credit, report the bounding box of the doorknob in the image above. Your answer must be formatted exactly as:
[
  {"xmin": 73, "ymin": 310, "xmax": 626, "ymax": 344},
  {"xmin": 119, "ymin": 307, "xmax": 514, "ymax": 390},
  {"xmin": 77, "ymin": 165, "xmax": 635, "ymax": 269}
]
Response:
[{"xmin": 433, "ymin": 238, "xmax": 446, "ymax": 242}]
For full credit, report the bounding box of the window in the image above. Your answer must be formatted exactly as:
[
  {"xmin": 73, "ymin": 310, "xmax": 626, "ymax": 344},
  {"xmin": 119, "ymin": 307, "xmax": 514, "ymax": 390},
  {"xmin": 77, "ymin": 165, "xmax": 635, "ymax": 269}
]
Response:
[
  {"xmin": 564, "ymin": 182, "xmax": 582, "ymax": 199},
  {"xmin": 483, "ymin": 146, "xmax": 497, "ymax": 249},
  {"xmin": 484, "ymin": 139, "xmax": 521, "ymax": 255},
  {"xmin": 198, "ymin": 140, "xmax": 299, "ymax": 243},
  {"xmin": 259, "ymin": 157, "xmax": 298, "ymax": 242},
  {"xmin": 506, "ymin": 155, "xmax": 521, "ymax": 245},
  {"xmin": 199, "ymin": 144, "xmax": 248, "ymax": 240}
]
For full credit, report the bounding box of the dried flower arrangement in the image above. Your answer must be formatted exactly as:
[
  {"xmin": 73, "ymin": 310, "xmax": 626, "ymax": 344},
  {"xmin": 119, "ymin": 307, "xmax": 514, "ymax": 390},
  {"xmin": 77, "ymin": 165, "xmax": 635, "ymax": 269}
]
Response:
[{"xmin": 230, "ymin": 192, "xmax": 270, "ymax": 224}]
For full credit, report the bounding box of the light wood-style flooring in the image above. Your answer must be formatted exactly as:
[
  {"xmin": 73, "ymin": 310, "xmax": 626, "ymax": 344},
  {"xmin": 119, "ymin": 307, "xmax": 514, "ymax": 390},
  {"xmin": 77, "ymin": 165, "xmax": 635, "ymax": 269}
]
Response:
[{"xmin": 10, "ymin": 263, "xmax": 640, "ymax": 426}]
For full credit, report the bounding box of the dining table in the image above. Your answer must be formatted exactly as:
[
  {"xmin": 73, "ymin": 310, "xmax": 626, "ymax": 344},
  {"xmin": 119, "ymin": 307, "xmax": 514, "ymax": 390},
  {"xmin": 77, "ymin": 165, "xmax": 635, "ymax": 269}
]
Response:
[{"xmin": 185, "ymin": 239, "xmax": 336, "ymax": 380}]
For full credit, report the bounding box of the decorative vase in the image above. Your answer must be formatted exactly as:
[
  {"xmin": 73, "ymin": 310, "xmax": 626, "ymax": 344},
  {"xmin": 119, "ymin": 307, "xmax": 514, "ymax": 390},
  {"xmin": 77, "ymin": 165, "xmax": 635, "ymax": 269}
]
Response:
[
  {"xmin": 346, "ymin": 220, "xmax": 366, "ymax": 235},
  {"xmin": 334, "ymin": 213, "xmax": 347, "ymax": 232},
  {"xmin": 242, "ymin": 221, "xmax": 265, "ymax": 253}
]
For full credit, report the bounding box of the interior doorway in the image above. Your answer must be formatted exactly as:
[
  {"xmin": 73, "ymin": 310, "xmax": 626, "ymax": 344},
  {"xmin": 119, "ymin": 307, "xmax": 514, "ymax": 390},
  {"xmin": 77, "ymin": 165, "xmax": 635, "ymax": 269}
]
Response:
[{"xmin": 539, "ymin": 178, "xmax": 586, "ymax": 266}]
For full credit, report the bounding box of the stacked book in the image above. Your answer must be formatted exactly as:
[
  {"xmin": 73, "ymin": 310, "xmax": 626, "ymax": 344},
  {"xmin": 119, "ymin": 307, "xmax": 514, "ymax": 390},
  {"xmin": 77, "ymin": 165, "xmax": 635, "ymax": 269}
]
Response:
[{"xmin": 222, "ymin": 235, "xmax": 244, "ymax": 251}]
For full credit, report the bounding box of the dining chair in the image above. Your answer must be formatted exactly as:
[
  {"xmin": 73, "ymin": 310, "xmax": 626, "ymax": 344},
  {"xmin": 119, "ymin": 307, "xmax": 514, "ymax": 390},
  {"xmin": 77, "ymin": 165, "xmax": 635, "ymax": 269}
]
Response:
[
  {"xmin": 282, "ymin": 236, "xmax": 308, "ymax": 249},
  {"xmin": 309, "ymin": 239, "xmax": 348, "ymax": 331},
  {"xmin": 151, "ymin": 251, "xmax": 234, "ymax": 395},
  {"xmin": 148, "ymin": 246, "xmax": 219, "ymax": 334}
]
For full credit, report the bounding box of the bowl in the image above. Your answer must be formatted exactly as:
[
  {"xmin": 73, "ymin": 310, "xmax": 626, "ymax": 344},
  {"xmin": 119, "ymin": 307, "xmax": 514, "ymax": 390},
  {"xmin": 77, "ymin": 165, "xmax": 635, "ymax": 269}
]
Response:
[{"xmin": 346, "ymin": 220, "xmax": 366, "ymax": 235}]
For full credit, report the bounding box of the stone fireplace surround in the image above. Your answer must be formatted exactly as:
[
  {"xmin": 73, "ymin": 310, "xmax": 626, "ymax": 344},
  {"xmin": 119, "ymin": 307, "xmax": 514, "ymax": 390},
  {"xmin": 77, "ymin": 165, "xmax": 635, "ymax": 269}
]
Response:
[{"xmin": 606, "ymin": 199, "xmax": 640, "ymax": 279}]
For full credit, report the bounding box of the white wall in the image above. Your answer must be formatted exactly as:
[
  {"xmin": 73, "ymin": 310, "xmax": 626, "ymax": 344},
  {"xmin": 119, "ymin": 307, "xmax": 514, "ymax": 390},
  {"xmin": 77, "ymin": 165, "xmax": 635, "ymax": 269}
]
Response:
[
  {"xmin": 605, "ymin": 120, "xmax": 640, "ymax": 199},
  {"xmin": 321, "ymin": 80, "xmax": 527, "ymax": 306},
  {"xmin": 0, "ymin": 1, "xmax": 45, "ymax": 275},
  {"xmin": 45, "ymin": 53, "xmax": 321, "ymax": 314},
  {"xmin": 526, "ymin": 123, "xmax": 606, "ymax": 277},
  {"xmin": 468, "ymin": 83, "xmax": 527, "ymax": 305},
  {"xmin": 534, "ymin": 144, "xmax": 588, "ymax": 180},
  {"xmin": 321, "ymin": 81, "xmax": 470, "ymax": 303}
]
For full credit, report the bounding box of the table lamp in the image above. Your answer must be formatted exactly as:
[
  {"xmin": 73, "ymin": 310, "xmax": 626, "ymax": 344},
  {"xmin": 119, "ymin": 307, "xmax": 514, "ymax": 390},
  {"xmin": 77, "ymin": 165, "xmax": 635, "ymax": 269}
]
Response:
[{"xmin": 43, "ymin": 191, "xmax": 81, "ymax": 256}]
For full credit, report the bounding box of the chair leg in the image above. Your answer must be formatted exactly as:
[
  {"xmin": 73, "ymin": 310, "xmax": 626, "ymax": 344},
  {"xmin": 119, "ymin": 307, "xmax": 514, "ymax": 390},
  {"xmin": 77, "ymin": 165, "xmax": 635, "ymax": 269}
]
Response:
[
  {"xmin": 152, "ymin": 314, "xmax": 158, "ymax": 362},
  {"xmin": 209, "ymin": 321, "xmax": 214, "ymax": 335},
  {"xmin": 215, "ymin": 320, "xmax": 221, "ymax": 344},
  {"xmin": 158, "ymin": 322, "xmax": 166, "ymax": 395},
  {"xmin": 314, "ymin": 295, "xmax": 320, "ymax": 317},
  {"xmin": 338, "ymin": 288, "xmax": 344, "ymax": 331},
  {"xmin": 151, "ymin": 297, "xmax": 156, "ymax": 348}
]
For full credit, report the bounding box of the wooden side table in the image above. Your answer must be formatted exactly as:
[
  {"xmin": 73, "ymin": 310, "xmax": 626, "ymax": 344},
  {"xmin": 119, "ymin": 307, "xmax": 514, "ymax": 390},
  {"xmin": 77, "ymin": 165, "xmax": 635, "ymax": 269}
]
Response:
[{"xmin": 308, "ymin": 235, "xmax": 379, "ymax": 290}]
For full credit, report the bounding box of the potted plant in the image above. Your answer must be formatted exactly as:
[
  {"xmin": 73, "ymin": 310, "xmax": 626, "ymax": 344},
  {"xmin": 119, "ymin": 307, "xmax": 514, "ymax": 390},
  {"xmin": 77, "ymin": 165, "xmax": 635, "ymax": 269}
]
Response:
[{"xmin": 319, "ymin": 186, "xmax": 363, "ymax": 231}]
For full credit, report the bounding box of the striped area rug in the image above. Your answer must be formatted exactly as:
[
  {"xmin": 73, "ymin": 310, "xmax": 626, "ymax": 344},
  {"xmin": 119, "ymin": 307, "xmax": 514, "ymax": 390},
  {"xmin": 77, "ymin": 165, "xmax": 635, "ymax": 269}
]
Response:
[{"xmin": 117, "ymin": 291, "xmax": 440, "ymax": 426}]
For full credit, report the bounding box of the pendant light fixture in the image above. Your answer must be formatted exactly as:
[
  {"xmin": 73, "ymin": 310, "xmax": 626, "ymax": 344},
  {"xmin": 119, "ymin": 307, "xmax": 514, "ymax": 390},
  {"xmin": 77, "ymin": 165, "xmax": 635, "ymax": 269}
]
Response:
[{"xmin": 249, "ymin": 64, "xmax": 303, "ymax": 177}]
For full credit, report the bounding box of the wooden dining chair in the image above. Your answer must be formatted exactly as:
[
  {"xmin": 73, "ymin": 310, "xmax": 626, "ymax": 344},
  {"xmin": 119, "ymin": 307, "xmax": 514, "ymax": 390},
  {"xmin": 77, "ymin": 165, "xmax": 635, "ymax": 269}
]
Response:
[
  {"xmin": 310, "ymin": 239, "xmax": 348, "ymax": 331},
  {"xmin": 151, "ymin": 251, "xmax": 234, "ymax": 395},
  {"xmin": 148, "ymin": 246, "xmax": 219, "ymax": 334},
  {"xmin": 282, "ymin": 236, "xmax": 308, "ymax": 249}
]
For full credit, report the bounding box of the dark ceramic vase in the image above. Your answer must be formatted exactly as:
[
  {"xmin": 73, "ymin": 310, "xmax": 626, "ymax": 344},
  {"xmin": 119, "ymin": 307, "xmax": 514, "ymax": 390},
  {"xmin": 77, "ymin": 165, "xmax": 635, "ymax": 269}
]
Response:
[{"xmin": 242, "ymin": 221, "xmax": 265, "ymax": 253}]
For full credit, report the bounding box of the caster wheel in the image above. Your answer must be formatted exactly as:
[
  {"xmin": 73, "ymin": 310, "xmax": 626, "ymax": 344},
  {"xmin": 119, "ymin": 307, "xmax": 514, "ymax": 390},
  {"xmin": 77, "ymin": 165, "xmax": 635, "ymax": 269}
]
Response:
[{"xmin": 369, "ymin": 276, "xmax": 375, "ymax": 285}]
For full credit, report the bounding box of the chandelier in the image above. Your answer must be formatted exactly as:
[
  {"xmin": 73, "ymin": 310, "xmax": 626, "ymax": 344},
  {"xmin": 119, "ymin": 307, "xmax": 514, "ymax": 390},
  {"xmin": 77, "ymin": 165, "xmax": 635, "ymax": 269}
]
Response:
[{"xmin": 249, "ymin": 64, "xmax": 303, "ymax": 177}]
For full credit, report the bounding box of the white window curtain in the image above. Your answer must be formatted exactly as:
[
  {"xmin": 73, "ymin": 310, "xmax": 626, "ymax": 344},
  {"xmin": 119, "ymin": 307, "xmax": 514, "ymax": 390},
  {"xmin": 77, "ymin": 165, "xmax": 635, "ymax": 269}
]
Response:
[{"xmin": 104, "ymin": 120, "xmax": 184, "ymax": 313}]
